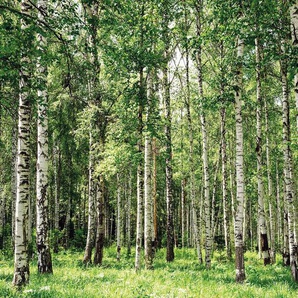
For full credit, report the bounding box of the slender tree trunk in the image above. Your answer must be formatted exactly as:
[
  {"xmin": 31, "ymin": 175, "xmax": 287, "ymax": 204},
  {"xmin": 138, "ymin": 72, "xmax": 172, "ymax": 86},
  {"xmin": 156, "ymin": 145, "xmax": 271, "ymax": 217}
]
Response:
[
  {"xmin": 93, "ymin": 125, "xmax": 106, "ymax": 265},
  {"xmin": 181, "ymin": 178, "xmax": 186, "ymax": 249},
  {"xmin": 52, "ymin": 145, "xmax": 61, "ymax": 253},
  {"xmin": 135, "ymin": 67, "xmax": 144, "ymax": 271},
  {"xmin": 211, "ymin": 154, "xmax": 220, "ymax": 239},
  {"xmin": 144, "ymin": 73, "xmax": 153, "ymax": 269},
  {"xmin": 255, "ymin": 36, "xmax": 270, "ymax": 266},
  {"xmin": 164, "ymin": 56, "xmax": 175, "ymax": 263},
  {"xmin": 283, "ymin": 186, "xmax": 290, "ymax": 266},
  {"xmin": 126, "ymin": 169, "xmax": 132, "ymax": 256},
  {"xmin": 153, "ymin": 138, "xmax": 158, "ymax": 249},
  {"xmin": 144, "ymin": 126, "xmax": 153, "ymax": 268},
  {"xmin": 11, "ymin": 125, "xmax": 17, "ymax": 249},
  {"xmin": 276, "ymin": 163, "xmax": 283, "ymax": 253},
  {"xmin": 280, "ymin": 46, "xmax": 298, "ymax": 280},
  {"xmin": 83, "ymin": 131, "xmax": 96, "ymax": 264},
  {"xmin": 221, "ymin": 105, "xmax": 231, "ymax": 259},
  {"xmin": 195, "ymin": 0, "xmax": 212, "ymax": 269},
  {"xmin": 265, "ymin": 99, "xmax": 275, "ymax": 263},
  {"xmin": 35, "ymin": 0, "xmax": 52, "ymax": 274},
  {"xmin": 116, "ymin": 173, "xmax": 121, "ymax": 262},
  {"xmin": 290, "ymin": 1, "xmax": 298, "ymax": 129},
  {"xmin": 93, "ymin": 175, "xmax": 105, "ymax": 265},
  {"xmin": 234, "ymin": 36, "xmax": 246, "ymax": 283},
  {"xmin": 185, "ymin": 35, "xmax": 202, "ymax": 262},
  {"xmin": 13, "ymin": 0, "xmax": 32, "ymax": 287}
]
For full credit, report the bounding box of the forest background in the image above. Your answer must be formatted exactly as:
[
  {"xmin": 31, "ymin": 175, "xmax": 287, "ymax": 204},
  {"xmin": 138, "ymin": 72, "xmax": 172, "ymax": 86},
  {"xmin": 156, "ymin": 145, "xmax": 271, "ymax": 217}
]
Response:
[{"xmin": 0, "ymin": 0, "xmax": 298, "ymax": 293}]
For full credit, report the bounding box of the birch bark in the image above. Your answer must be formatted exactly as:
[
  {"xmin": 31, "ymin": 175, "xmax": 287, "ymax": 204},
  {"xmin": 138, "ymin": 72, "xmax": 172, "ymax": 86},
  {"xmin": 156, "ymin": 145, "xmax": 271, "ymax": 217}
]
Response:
[
  {"xmin": 116, "ymin": 173, "xmax": 121, "ymax": 262},
  {"xmin": 185, "ymin": 32, "xmax": 202, "ymax": 262},
  {"xmin": 135, "ymin": 67, "xmax": 144, "ymax": 271},
  {"xmin": 255, "ymin": 36, "xmax": 270, "ymax": 265},
  {"xmin": 234, "ymin": 36, "xmax": 246, "ymax": 283},
  {"xmin": 265, "ymin": 99, "xmax": 275, "ymax": 263},
  {"xmin": 280, "ymin": 43, "xmax": 298, "ymax": 279},
  {"xmin": 126, "ymin": 170, "xmax": 132, "ymax": 256},
  {"xmin": 13, "ymin": 0, "xmax": 32, "ymax": 286},
  {"xmin": 221, "ymin": 104, "xmax": 231, "ymax": 259},
  {"xmin": 36, "ymin": 0, "xmax": 52, "ymax": 274},
  {"xmin": 83, "ymin": 131, "xmax": 96, "ymax": 264},
  {"xmin": 144, "ymin": 72, "xmax": 153, "ymax": 269},
  {"xmin": 164, "ymin": 58, "xmax": 174, "ymax": 263},
  {"xmin": 195, "ymin": 0, "xmax": 212, "ymax": 269},
  {"xmin": 290, "ymin": 1, "xmax": 298, "ymax": 129}
]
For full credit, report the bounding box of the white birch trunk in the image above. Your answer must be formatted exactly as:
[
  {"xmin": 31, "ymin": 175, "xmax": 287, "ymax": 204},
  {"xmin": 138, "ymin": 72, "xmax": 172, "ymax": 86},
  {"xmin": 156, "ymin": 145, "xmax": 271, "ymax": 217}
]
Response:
[
  {"xmin": 164, "ymin": 61, "xmax": 175, "ymax": 263},
  {"xmin": 126, "ymin": 170, "xmax": 132, "ymax": 256},
  {"xmin": 135, "ymin": 68, "xmax": 144, "ymax": 271},
  {"xmin": 13, "ymin": 0, "xmax": 32, "ymax": 287},
  {"xmin": 53, "ymin": 146, "xmax": 60, "ymax": 232},
  {"xmin": 153, "ymin": 138, "xmax": 158, "ymax": 249},
  {"xmin": 234, "ymin": 37, "xmax": 246, "ymax": 283},
  {"xmin": 221, "ymin": 105, "xmax": 231, "ymax": 259},
  {"xmin": 161, "ymin": 1, "xmax": 174, "ymax": 263},
  {"xmin": 144, "ymin": 128, "xmax": 153, "ymax": 268},
  {"xmin": 211, "ymin": 155, "xmax": 220, "ymax": 239},
  {"xmin": 116, "ymin": 173, "xmax": 121, "ymax": 262},
  {"xmin": 36, "ymin": 0, "xmax": 52, "ymax": 274},
  {"xmin": 94, "ymin": 175, "xmax": 105, "ymax": 265},
  {"xmin": 185, "ymin": 37, "xmax": 202, "ymax": 261},
  {"xmin": 195, "ymin": 0, "xmax": 212, "ymax": 269},
  {"xmin": 229, "ymin": 155, "xmax": 236, "ymax": 233},
  {"xmin": 181, "ymin": 179, "xmax": 186, "ymax": 249},
  {"xmin": 83, "ymin": 131, "xmax": 96, "ymax": 264},
  {"xmin": 290, "ymin": 1, "xmax": 298, "ymax": 130},
  {"xmin": 283, "ymin": 183, "xmax": 290, "ymax": 266},
  {"xmin": 144, "ymin": 73, "xmax": 153, "ymax": 269},
  {"xmin": 255, "ymin": 36, "xmax": 270, "ymax": 265},
  {"xmin": 280, "ymin": 50, "xmax": 298, "ymax": 280},
  {"xmin": 11, "ymin": 126, "xmax": 17, "ymax": 249},
  {"xmin": 135, "ymin": 162, "xmax": 144, "ymax": 271},
  {"xmin": 265, "ymin": 99, "xmax": 275, "ymax": 263},
  {"xmin": 276, "ymin": 163, "xmax": 282, "ymax": 252}
]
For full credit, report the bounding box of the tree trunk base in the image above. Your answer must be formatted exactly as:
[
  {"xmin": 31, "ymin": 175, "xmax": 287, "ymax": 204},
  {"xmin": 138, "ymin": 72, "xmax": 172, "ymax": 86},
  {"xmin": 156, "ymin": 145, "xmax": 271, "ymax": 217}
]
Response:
[{"xmin": 291, "ymin": 261, "xmax": 298, "ymax": 282}]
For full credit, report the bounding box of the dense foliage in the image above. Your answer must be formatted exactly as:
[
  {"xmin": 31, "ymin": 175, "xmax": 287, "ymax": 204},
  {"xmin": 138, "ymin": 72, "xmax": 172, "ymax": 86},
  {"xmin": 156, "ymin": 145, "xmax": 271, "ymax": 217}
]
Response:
[{"xmin": 0, "ymin": 0, "xmax": 297, "ymax": 288}]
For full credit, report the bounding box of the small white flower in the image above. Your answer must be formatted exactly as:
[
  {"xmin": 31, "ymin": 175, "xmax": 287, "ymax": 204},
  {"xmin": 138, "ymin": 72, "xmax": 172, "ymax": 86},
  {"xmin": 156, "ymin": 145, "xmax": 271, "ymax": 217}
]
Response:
[
  {"xmin": 40, "ymin": 286, "xmax": 50, "ymax": 291},
  {"xmin": 24, "ymin": 289, "xmax": 34, "ymax": 293}
]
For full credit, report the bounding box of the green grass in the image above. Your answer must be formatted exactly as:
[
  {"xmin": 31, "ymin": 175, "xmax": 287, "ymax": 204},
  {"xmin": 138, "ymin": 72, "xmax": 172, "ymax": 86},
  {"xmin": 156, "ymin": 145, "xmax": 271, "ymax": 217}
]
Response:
[{"xmin": 0, "ymin": 248, "xmax": 297, "ymax": 297}]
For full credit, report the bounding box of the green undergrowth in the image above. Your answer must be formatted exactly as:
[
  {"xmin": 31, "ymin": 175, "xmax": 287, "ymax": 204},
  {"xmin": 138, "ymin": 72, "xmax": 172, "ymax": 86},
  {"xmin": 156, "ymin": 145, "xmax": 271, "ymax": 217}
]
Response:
[{"xmin": 0, "ymin": 247, "xmax": 297, "ymax": 297}]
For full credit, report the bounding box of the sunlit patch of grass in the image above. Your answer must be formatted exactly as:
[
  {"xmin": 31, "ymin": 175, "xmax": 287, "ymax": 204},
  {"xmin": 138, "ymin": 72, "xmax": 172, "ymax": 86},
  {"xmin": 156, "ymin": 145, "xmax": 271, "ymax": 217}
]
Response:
[{"xmin": 0, "ymin": 247, "xmax": 298, "ymax": 297}]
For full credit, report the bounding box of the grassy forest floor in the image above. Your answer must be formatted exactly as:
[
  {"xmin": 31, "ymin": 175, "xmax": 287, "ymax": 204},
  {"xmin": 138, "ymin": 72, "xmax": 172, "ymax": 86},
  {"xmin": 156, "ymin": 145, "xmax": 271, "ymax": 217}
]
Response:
[{"xmin": 0, "ymin": 247, "xmax": 298, "ymax": 297}]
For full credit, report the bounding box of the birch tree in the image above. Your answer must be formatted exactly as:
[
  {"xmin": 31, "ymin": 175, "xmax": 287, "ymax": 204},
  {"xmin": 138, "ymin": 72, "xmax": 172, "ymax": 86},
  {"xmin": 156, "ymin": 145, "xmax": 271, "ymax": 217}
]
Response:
[
  {"xmin": 13, "ymin": 0, "xmax": 32, "ymax": 287},
  {"xmin": 144, "ymin": 72, "xmax": 153, "ymax": 269},
  {"xmin": 135, "ymin": 61, "xmax": 145, "ymax": 272},
  {"xmin": 83, "ymin": 129, "xmax": 96, "ymax": 264},
  {"xmin": 36, "ymin": 0, "xmax": 52, "ymax": 274},
  {"xmin": 280, "ymin": 0, "xmax": 298, "ymax": 280},
  {"xmin": 184, "ymin": 26, "xmax": 202, "ymax": 263},
  {"xmin": 255, "ymin": 35, "xmax": 270, "ymax": 265},
  {"xmin": 234, "ymin": 35, "xmax": 246, "ymax": 283},
  {"xmin": 290, "ymin": 0, "xmax": 298, "ymax": 129},
  {"xmin": 116, "ymin": 173, "xmax": 121, "ymax": 261},
  {"xmin": 194, "ymin": 0, "xmax": 212, "ymax": 269}
]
